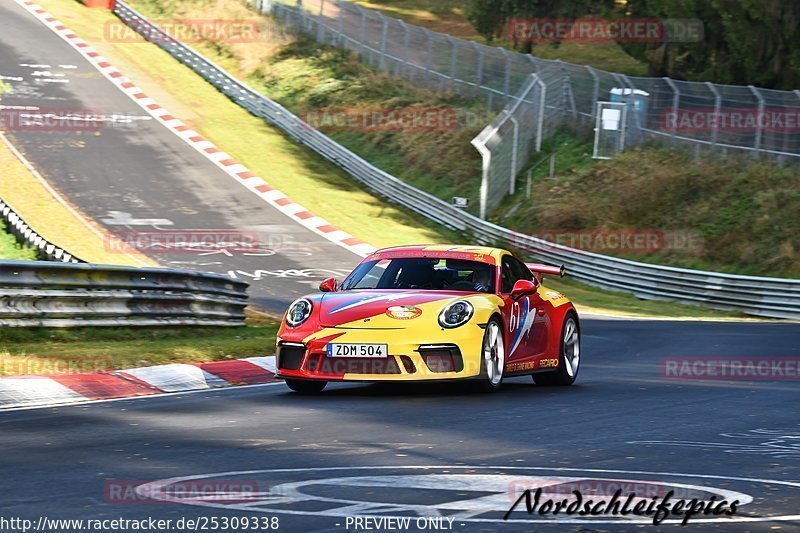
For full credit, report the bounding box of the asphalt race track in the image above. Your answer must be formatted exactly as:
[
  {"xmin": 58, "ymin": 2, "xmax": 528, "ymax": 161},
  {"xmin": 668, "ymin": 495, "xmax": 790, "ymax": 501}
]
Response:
[
  {"xmin": 2, "ymin": 320, "xmax": 800, "ymax": 531},
  {"xmin": 0, "ymin": 0, "xmax": 359, "ymax": 313},
  {"xmin": 1, "ymin": 1, "xmax": 800, "ymax": 532}
]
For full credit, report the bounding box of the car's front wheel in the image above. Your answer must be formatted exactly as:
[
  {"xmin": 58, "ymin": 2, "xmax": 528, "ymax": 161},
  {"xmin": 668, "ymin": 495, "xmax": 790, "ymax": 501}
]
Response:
[
  {"xmin": 285, "ymin": 379, "xmax": 327, "ymax": 394},
  {"xmin": 474, "ymin": 318, "xmax": 505, "ymax": 392},
  {"xmin": 533, "ymin": 313, "xmax": 580, "ymax": 386}
]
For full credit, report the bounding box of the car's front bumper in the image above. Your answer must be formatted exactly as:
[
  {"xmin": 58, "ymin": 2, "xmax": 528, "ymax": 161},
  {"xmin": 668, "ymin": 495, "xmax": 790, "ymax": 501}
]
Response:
[{"xmin": 276, "ymin": 326, "xmax": 485, "ymax": 382}]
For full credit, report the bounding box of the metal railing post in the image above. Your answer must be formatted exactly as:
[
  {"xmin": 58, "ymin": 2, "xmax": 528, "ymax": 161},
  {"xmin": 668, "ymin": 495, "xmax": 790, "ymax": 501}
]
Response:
[
  {"xmin": 447, "ymin": 36, "xmax": 458, "ymax": 93},
  {"xmin": 510, "ymin": 115, "xmax": 519, "ymax": 194},
  {"xmin": 378, "ymin": 18, "xmax": 389, "ymax": 69},
  {"xmin": 358, "ymin": 7, "xmax": 367, "ymax": 57},
  {"xmin": 749, "ymin": 85, "xmax": 765, "ymax": 155},
  {"xmin": 664, "ymin": 77, "xmax": 680, "ymax": 144},
  {"xmin": 473, "ymin": 42, "xmax": 485, "ymax": 100},
  {"xmin": 399, "ymin": 20, "xmax": 410, "ymax": 78},
  {"xmin": 586, "ymin": 65, "xmax": 599, "ymax": 122},
  {"xmin": 500, "ymin": 47, "xmax": 513, "ymax": 99},
  {"xmin": 423, "ymin": 28, "xmax": 434, "ymax": 84},
  {"xmin": 706, "ymin": 82, "xmax": 721, "ymax": 147}
]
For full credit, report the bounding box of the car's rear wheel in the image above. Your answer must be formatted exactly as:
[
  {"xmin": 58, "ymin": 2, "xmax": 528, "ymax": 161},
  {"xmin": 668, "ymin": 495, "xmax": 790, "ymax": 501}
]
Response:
[
  {"xmin": 474, "ymin": 318, "xmax": 505, "ymax": 392},
  {"xmin": 533, "ymin": 314, "xmax": 580, "ymax": 386},
  {"xmin": 285, "ymin": 379, "xmax": 327, "ymax": 394}
]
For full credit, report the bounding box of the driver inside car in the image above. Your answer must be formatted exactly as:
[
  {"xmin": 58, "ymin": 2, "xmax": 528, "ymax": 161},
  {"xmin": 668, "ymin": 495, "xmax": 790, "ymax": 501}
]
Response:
[{"xmin": 471, "ymin": 267, "xmax": 492, "ymax": 293}]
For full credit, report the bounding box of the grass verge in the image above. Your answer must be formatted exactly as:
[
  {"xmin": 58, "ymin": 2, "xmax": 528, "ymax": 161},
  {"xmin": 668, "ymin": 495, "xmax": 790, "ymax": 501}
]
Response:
[
  {"xmin": 0, "ymin": 220, "xmax": 38, "ymax": 261},
  {"xmin": 0, "ymin": 316, "xmax": 279, "ymax": 376},
  {"xmin": 497, "ymin": 130, "xmax": 800, "ymax": 278}
]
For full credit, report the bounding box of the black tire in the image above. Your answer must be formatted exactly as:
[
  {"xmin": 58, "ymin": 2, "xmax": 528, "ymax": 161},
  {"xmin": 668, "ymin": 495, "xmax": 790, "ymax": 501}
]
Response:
[
  {"xmin": 472, "ymin": 317, "xmax": 505, "ymax": 393},
  {"xmin": 285, "ymin": 379, "xmax": 327, "ymax": 394},
  {"xmin": 533, "ymin": 313, "xmax": 580, "ymax": 386}
]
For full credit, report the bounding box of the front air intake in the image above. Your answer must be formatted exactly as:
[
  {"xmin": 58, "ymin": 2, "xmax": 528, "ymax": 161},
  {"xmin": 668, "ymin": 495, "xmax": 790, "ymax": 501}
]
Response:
[{"xmin": 418, "ymin": 345, "xmax": 464, "ymax": 373}]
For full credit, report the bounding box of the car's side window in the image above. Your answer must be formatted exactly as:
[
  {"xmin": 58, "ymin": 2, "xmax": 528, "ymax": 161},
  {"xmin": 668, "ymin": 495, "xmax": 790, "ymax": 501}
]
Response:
[
  {"xmin": 509, "ymin": 256, "xmax": 533, "ymax": 283},
  {"xmin": 501, "ymin": 255, "xmax": 533, "ymax": 293},
  {"xmin": 501, "ymin": 257, "xmax": 516, "ymax": 293}
]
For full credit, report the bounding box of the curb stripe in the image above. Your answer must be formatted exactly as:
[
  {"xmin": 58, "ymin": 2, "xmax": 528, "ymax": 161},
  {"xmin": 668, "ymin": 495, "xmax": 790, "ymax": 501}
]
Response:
[{"xmin": 0, "ymin": 356, "xmax": 278, "ymax": 409}]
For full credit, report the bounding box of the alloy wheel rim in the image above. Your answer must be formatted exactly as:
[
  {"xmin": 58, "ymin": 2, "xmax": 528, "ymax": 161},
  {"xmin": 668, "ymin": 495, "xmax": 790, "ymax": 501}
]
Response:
[
  {"xmin": 483, "ymin": 322, "xmax": 505, "ymax": 385},
  {"xmin": 563, "ymin": 318, "xmax": 580, "ymax": 378}
]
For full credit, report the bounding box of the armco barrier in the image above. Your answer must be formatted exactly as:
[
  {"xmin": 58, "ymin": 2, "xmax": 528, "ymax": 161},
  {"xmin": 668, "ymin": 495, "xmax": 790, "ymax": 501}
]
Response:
[
  {"xmin": 0, "ymin": 260, "xmax": 249, "ymax": 326},
  {"xmin": 1, "ymin": 198, "xmax": 82, "ymax": 263},
  {"xmin": 112, "ymin": 1, "xmax": 800, "ymax": 320}
]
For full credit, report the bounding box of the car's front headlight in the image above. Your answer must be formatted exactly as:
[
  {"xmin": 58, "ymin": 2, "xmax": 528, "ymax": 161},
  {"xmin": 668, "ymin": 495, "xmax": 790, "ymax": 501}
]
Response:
[
  {"xmin": 286, "ymin": 298, "xmax": 313, "ymax": 327},
  {"xmin": 438, "ymin": 300, "xmax": 474, "ymax": 329}
]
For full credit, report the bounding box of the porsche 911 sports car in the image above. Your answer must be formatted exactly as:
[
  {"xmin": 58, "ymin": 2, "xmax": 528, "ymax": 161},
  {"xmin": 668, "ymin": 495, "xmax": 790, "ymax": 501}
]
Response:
[{"xmin": 275, "ymin": 245, "xmax": 580, "ymax": 393}]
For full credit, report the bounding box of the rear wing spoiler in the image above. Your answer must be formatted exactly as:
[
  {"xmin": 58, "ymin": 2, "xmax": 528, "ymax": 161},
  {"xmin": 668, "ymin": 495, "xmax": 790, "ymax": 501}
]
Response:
[{"xmin": 526, "ymin": 263, "xmax": 566, "ymax": 282}]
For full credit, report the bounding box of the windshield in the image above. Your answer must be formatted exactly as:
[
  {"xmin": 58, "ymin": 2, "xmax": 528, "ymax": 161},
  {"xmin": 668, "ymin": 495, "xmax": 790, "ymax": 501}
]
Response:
[{"xmin": 341, "ymin": 257, "xmax": 495, "ymax": 293}]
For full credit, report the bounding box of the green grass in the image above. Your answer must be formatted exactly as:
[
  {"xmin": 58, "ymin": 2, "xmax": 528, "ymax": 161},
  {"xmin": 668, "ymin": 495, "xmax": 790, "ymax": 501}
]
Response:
[
  {"xmin": 496, "ymin": 130, "xmax": 800, "ymax": 278},
  {"xmin": 0, "ymin": 220, "xmax": 38, "ymax": 261},
  {"xmin": 0, "ymin": 317, "xmax": 280, "ymax": 376}
]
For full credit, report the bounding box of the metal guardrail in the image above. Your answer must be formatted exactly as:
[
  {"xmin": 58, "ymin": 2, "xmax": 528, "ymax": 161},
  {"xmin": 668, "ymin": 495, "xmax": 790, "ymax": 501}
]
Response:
[
  {"xmin": 0, "ymin": 260, "xmax": 249, "ymax": 327},
  {"xmin": 1, "ymin": 198, "xmax": 82, "ymax": 263},
  {"xmin": 112, "ymin": 1, "xmax": 800, "ymax": 320}
]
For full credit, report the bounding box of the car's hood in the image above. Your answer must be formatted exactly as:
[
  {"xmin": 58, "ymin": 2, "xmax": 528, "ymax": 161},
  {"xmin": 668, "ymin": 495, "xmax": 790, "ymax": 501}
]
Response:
[{"xmin": 317, "ymin": 290, "xmax": 464, "ymax": 328}]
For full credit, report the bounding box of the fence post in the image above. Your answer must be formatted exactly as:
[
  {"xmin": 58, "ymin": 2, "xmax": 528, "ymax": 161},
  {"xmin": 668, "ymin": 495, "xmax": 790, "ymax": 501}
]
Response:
[
  {"xmin": 336, "ymin": 0, "xmax": 345, "ymax": 45},
  {"xmin": 535, "ymin": 75, "xmax": 546, "ymax": 151},
  {"xmin": 557, "ymin": 60, "xmax": 577, "ymax": 119},
  {"xmin": 586, "ymin": 65, "xmax": 599, "ymax": 123},
  {"xmin": 500, "ymin": 47, "xmax": 513, "ymax": 100},
  {"xmin": 749, "ymin": 85, "xmax": 765, "ymax": 156},
  {"xmin": 664, "ymin": 77, "xmax": 680, "ymax": 144},
  {"xmin": 378, "ymin": 18, "xmax": 389, "ymax": 69},
  {"xmin": 472, "ymin": 138, "xmax": 491, "ymax": 220},
  {"xmin": 510, "ymin": 115, "xmax": 519, "ymax": 194},
  {"xmin": 447, "ymin": 36, "xmax": 458, "ymax": 94},
  {"xmin": 423, "ymin": 28, "xmax": 434, "ymax": 84},
  {"xmin": 473, "ymin": 42, "xmax": 485, "ymax": 100},
  {"xmin": 399, "ymin": 20, "xmax": 410, "ymax": 78},
  {"xmin": 358, "ymin": 7, "xmax": 367, "ymax": 57},
  {"xmin": 706, "ymin": 82, "xmax": 721, "ymax": 147},
  {"xmin": 313, "ymin": 0, "xmax": 325, "ymax": 41}
]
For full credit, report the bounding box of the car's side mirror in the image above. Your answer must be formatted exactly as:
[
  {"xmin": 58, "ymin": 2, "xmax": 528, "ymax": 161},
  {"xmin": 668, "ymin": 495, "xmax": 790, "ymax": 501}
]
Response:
[
  {"xmin": 319, "ymin": 277, "xmax": 337, "ymax": 293},
  {"xmin": 510, "ymin": 279, "xmax": 537, "ymax": 300}
]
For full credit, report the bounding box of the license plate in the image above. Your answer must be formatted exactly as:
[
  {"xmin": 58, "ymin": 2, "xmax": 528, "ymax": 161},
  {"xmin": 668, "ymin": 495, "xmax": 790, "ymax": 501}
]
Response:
[{"xmin": 326, "ymin": 343, "xmax": 388, "ymax": 358}]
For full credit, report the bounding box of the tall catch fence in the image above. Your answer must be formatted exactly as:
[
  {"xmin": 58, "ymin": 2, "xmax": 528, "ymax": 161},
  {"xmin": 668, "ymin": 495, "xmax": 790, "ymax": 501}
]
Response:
[{"xmin": 261, "ymin": 0, "xmax": 800, "ymax": 217}]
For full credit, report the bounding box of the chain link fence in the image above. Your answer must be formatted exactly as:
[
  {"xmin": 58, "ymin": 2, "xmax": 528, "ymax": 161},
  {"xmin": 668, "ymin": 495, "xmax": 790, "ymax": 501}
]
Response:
[
  {"xmin": 113, "ymin": 0, "xmax": 800, "ymax": 319},
  {"xmin": 258, "ymin": 0, "xmax": 800, "ymax": 218}
]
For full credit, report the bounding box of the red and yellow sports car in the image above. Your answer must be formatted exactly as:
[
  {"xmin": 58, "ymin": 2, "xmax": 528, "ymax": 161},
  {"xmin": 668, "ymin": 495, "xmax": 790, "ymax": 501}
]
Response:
[{"xmin": 275, "ymin": 245, "xmax": 580, "ymax": 393}]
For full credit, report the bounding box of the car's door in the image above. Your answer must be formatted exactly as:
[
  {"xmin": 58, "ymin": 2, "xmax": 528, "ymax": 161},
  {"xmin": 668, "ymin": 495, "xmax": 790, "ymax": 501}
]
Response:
[{"xmin": 499, "ymin": 254, "xmax": 550, "ymax": 367}]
